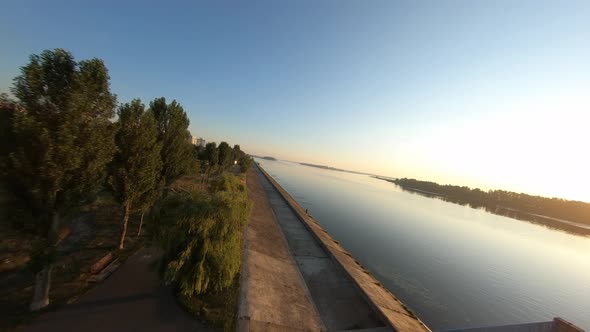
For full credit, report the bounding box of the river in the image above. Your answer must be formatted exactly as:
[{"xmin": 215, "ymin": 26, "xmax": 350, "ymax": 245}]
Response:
[{"xmin": 254, "ymin": 158, "xmax": 590, "ymax": 331}]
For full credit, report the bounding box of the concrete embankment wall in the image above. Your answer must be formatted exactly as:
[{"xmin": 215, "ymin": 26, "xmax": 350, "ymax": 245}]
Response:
[{"xmin": 256, "ymin": 164, "xmax": 431, "ymax": 332}]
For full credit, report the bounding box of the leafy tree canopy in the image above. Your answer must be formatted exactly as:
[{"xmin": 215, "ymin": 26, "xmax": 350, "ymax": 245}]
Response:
[
  {"xmin": 218, "ymin": 141, "xmax": 232, "ymax": 168},
  {"xmin": 204, "ymin": 142, "xmax": 218, "ymax": 170},
  {"xmin": 2, "ymin": 48, "xmax": 117, "ymax": 311},
  {"xmin": 4, "ymin": 48, "xmax": 117, "ymax": 233},
  {"xmin": 109, "ymin": 99, "xmax": 163, "ymax": 248},
  {"xmin": 148, "ymin": 97, "xmax": 193, "ymax": 186},
  {"xmin": 109, "ymin": 99, "xmax": 162, "ymax": 205}
]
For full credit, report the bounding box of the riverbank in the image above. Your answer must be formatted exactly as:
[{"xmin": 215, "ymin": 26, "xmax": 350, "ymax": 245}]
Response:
[
  {"xmin": 249, "ymin": 163, "xmax": 431, "ymax": 331},
  {"xmin": 238, "ymin": 166, "xmax": 324, "ymax": 330},
  {"xmin": 256, "ymin": 159, "xmax": 590, "ymax": 330},
  {"xmin": 375, "ymin": 177, "xmax": 590, "ymax": 236}
]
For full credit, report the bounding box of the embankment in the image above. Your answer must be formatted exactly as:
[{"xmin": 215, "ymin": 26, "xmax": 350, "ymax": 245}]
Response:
[{"xmin": 255, "ymin": 164, "xmax": 431, "ymax": 332}]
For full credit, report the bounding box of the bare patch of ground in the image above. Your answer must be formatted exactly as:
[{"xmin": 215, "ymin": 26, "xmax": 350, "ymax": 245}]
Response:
[{"xmin": 0, "ymin": 192, "xmax": 143, "ymax": 331}]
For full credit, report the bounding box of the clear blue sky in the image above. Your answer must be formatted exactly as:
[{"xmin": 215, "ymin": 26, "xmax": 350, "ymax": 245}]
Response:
[{"xmin": 1, "ymin": 0, "xmax": 589, "ymax": 201}]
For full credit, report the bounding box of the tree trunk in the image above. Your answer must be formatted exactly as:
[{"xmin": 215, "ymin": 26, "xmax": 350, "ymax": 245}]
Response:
[
  {"xmin": 137, "ymin": 211, "xmax": 145, "ymax": 237},
  {"xmin": 30, "ymin": 265, "xmax": 53, "ymax": 311},
  {"xmin": 118, "ymin": 201, "xmax": 131, "ymax": 249},
  {"xmin": 30, "ymin": 212, "xmax": 60, "ymax": 311}
]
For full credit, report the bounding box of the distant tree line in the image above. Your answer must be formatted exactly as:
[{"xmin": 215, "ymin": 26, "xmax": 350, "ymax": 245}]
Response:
[
  {"xmin": 392, "ymin": 178, "xmax": 590, "ymax": 227},
  {"xmin": 196, "ymin": 141, "xmax": 251, "ymax": 182},
  {"xmin": 0, "ymin": 49, "xmax": 253, "ymax": 311}
]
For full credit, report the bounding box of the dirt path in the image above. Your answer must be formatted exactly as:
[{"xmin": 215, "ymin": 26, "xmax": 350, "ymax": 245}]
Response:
[{"xmin": 22, "ymin": 247, "xmax": 212, "ymax": 332}]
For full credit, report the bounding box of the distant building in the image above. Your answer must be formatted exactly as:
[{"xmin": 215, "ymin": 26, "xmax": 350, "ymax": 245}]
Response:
[
  {"xmin": 197, "ymin": 137, "xmax": 206, "ymax": 148},
  {"xmin": 191, "ymin": 136, "xmax": 197, "ymax": 145}
]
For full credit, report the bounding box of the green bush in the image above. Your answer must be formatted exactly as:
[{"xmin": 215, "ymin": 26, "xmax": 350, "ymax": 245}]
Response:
[{"xmin": 148, "ymin": 174, "xmax": 251, "ymax": 296}]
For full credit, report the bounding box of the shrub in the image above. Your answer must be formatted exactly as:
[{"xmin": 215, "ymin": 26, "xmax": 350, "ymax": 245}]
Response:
[{"xmin": 148, "ymin": 174, "xmax": 251, "ymax": 296}]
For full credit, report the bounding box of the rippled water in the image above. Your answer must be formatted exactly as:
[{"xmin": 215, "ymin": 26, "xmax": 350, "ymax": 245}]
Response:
[{"xmin": 255, "ymin": 158, "xmax": 590, "ymax": 331}]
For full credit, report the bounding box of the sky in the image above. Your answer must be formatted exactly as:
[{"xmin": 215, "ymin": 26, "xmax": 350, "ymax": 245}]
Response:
[{"xmin": 1, "ymin": 0, "xmax": 589, "ymax": 201}]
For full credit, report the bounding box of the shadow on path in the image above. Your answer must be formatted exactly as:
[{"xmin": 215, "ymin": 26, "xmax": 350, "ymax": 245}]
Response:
[{"xmin": 23, "ymin": 247, "xmax": 212, "ymax": 332}]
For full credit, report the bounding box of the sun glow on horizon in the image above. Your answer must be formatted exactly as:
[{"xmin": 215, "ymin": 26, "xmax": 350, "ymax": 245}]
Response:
[
  {"xmin": 252, "ymin": 93, "xmax": 590, "ymax": 203},
  {"xmin": 395, "ymin": 94, "xmax": 590, "ymax": 202}
]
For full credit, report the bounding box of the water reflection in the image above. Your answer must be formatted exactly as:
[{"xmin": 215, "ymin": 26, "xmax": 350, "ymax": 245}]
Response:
[
  {"xmin": 391, "ymin": 185, "xmax": 590, "ymax": 237},
  {"xmin": 255, "ymin": 158, "xmax": 590, "ymax": 331}
]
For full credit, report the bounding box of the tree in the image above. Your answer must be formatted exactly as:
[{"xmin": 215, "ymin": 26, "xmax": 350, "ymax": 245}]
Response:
[
  {"xmin": 148, "ymin": 174, "xmax": 251, "ymax": 296},
  {"xmin": 0, "ymin": 94, "xmax": 20, "ymax": 179},
  {"xmin": 204, "ymin": 142, "xmax": 218, "ymax": 182},
  {"xmin": 218, "ymin": 141, "xmax": 232, "ymax": 172},
  {"xmin": 148, "ymin": 97, "xmax": 193, "ymax": 187},
  {"xmin": 239, "ymin": 156, "xmax": 253, "ymax": 173},
  {"xmin": 109, "ymin": 100, "xmax": 162, "ymax": 249},
  {"xmin": 2, "ymin": 49, "xmax": 116, "ymax": 311}
]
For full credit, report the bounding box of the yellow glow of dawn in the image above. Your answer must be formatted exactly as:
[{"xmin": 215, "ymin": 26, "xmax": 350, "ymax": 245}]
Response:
[{"xmin": 392, "ymin": 95, "xmax": 590, "ymax": 202}]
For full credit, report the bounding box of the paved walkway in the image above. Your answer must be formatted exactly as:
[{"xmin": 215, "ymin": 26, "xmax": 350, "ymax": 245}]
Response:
[
  {"xmin": 253, "ymin": 166, "xmax": 385, "ymax": 331},
  {"xmin": 24, "ymin": 247, "xmax": 211, "ymax": 332},
  {"xmin": 238, "ymin": 167, "xmax": 324, "ymax": 331}
]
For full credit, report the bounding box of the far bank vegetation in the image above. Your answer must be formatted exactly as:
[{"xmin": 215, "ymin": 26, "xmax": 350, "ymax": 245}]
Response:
[{"xmin": 390, "ymin": 178, "xmax": 590, "ymax": 229}]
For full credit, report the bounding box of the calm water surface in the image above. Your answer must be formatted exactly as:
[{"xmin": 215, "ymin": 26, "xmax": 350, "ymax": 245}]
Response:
[{"xmin": 255, "ymin": 159, "xmax": 590, "ymax": 331}]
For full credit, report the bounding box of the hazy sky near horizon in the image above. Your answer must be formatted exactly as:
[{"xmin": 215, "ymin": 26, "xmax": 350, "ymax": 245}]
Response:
[{"xmin": 1, "ymin": 1, "xmax": 589, "ymax": 201}]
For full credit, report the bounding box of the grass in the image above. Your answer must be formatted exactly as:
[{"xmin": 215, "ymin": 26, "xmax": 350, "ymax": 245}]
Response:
[{"xmin": 0, "ymin": 192, "xmax": 144, "ymax": 332}]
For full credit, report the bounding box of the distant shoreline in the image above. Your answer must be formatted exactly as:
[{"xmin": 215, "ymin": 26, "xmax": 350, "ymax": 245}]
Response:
[
  {"xmin": 256, "ymin": 158, "xmax": 590, "ymax": 235},
  {"xmin": 298, "ymin": 162, "xmax": 374, "ymax": 176},
  {"xmin": 251, "ymin": 155, "xmax": 278, "ymax": 161},
  {"xmin": 374, "ymin": 177, "xmax": 590, "ymax": 236}
]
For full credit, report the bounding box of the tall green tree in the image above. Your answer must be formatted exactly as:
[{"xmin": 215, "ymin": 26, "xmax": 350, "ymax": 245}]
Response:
[
  {"xmin": 148, "ymin": 97, "xmax": 193, "ymax": 187},
  {"xmin": 239, "ymin": 156, "xmax": 253, "ymax": 173},
  {"xmin": 2, "ymin": 49, "xmax": 116, "ymax": 311},
  {"xmin": 204, "ymin": 142, "xmax": 218, "ymax": 182},
  {"xmin": 109, "ymin": 99, "xmax": 162, "ymax": 249},
  {"xmin": 218, "ymin": 141, "xmax": 232, "ymax": 171}
]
